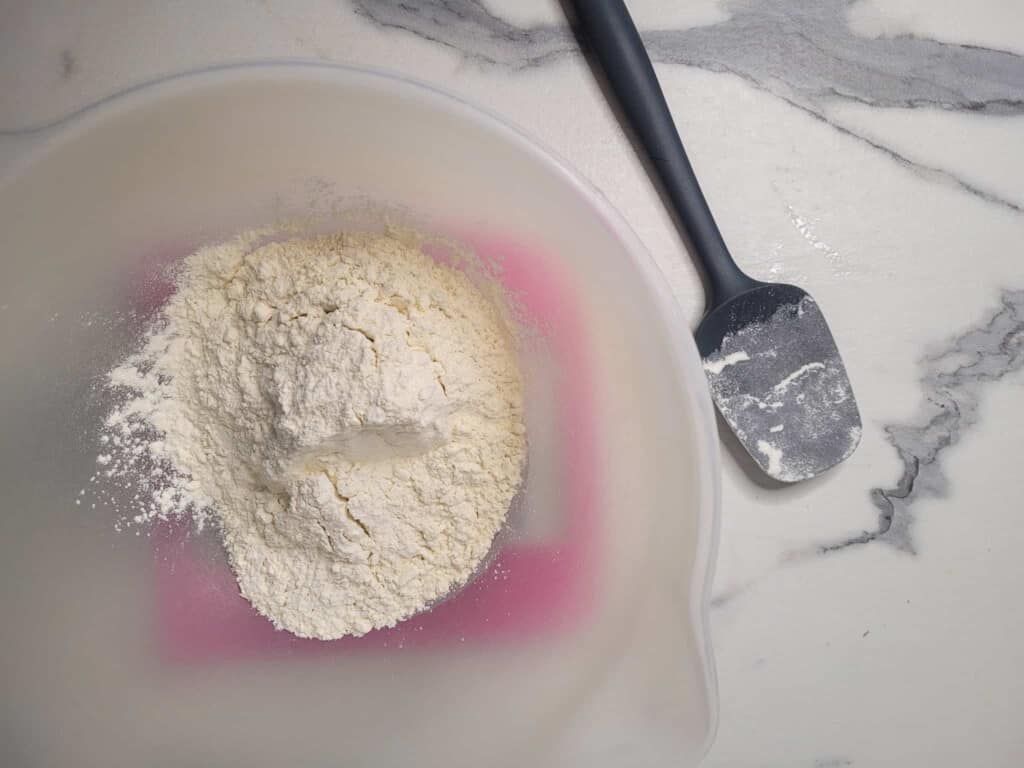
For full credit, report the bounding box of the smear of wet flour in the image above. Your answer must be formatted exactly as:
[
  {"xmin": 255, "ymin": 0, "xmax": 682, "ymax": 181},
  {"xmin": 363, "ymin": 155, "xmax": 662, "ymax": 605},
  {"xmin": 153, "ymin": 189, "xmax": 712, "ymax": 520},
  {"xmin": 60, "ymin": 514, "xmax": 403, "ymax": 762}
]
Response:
[{"xmin": 703, "ymin": 296, "xmax": 861, "ymax": 482}]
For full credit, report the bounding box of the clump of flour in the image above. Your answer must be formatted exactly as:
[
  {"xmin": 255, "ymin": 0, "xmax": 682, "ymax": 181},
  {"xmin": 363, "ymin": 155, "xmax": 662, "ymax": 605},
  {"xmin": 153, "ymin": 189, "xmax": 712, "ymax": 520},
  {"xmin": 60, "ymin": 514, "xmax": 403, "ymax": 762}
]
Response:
[{"xmin": 100, "ymin": 231, "xmax": 526, "ymax": 639}]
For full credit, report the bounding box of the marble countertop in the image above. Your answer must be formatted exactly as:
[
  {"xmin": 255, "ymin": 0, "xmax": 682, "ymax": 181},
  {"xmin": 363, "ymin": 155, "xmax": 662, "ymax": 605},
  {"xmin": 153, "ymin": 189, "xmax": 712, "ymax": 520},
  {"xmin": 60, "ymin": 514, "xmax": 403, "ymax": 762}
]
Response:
[{"xmin": 3, "ymin": 1, "xmax": 1022, "ymax": 765}]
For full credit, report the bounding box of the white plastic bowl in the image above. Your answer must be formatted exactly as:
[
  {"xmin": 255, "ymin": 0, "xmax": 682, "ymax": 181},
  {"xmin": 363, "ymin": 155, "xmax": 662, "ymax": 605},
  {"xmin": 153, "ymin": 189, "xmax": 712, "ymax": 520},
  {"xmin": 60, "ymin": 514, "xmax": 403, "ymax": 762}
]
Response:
[{"xmin": 0, "ymin": 63, "xmax": 719, "ymax": 767}]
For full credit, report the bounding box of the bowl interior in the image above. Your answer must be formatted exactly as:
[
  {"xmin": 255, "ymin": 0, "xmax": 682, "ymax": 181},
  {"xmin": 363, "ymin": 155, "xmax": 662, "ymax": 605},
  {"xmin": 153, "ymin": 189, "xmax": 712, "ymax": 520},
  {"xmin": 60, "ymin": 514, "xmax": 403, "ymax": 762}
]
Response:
[{"xmin": 0, "ymin": 65, "xmax": 718, "ymax": 767}]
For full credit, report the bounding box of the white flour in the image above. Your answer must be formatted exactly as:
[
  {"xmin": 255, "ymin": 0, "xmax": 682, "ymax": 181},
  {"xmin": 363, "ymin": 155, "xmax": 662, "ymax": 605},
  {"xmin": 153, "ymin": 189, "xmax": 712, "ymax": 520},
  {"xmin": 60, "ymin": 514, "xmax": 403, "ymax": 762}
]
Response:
[{"xmin": 100, "ymin": 231, "xmax": 526, "ymax": 639}]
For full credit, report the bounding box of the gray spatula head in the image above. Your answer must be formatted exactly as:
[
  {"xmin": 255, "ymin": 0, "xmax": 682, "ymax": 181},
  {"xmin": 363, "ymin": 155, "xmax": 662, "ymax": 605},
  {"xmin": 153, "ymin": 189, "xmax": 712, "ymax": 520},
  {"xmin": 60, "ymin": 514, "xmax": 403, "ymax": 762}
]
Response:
[{"xmin": 696, "ymin": 284, "xmax": 861, "ymax": 482}]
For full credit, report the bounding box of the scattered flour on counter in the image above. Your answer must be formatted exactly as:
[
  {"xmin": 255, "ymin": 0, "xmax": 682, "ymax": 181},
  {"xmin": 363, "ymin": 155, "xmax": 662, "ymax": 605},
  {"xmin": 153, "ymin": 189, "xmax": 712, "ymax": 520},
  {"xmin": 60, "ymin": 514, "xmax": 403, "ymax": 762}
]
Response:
[{"xmin": 98, "ymin": 231, "xmax": 526, "ymax": 639}]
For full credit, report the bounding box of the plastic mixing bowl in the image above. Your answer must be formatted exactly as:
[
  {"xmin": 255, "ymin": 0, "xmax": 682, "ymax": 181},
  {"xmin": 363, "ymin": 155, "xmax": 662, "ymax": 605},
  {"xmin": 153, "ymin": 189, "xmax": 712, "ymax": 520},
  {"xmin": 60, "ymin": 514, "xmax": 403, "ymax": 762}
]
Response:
[{"xmin": 0, "ymin": 63, "xmax": 719, "ymax": 767}]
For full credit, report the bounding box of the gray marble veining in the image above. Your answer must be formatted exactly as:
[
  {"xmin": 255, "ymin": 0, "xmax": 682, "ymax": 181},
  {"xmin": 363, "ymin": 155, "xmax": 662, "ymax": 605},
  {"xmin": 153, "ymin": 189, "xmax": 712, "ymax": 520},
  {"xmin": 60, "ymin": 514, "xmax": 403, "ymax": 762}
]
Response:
[
  {"xmin": 352, "ymin": 0, "xmax": 1024, "ymax": 112},
  {"xmin": 352, "ymin": 0, "xmax": 576, "ymax": 67},
  {"xmin": 352, "ymin": 0, "xmax": 1024, "ymax": 209},
  {"xmin": 814, "ymin": 758, "xmax": 853, "ymax": 768},
  {"xmin": 771, "ymin": 94, "xmax": 1023, "ymax": 212},
  {"xmin": 824, "ymin": 290, "xmax": 1024, "ymax": 554},
  {"xmin": 59, "ymin": 50, "xmax": 76, "ymax": 80}
]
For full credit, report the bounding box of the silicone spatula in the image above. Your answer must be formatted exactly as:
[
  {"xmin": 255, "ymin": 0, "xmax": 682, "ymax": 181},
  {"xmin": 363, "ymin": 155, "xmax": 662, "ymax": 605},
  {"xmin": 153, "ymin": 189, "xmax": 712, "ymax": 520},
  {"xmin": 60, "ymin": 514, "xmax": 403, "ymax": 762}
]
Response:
[{"xmin": 571, "ymin": 0, "xmax": 861, "ymax": 482}]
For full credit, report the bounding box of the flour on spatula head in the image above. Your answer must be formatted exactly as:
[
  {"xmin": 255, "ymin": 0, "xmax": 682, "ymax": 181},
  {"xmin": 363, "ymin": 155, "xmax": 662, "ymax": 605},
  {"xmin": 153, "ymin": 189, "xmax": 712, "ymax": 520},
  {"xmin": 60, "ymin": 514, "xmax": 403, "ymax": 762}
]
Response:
[
  {"xmin": 702, "ymin": 296, "xmax": 860, "ymax": 482},
  {"xmin": 98, "ymin": 231, "xmax": 526, "ymax": 639}
]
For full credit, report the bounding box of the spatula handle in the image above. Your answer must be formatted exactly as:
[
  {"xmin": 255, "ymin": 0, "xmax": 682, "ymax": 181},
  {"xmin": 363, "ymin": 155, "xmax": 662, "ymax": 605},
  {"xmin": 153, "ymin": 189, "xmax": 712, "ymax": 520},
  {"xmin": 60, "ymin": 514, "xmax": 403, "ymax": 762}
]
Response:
[{"xmin": 571, "ymin": 0, "xmax": 756, "ymax": 308}]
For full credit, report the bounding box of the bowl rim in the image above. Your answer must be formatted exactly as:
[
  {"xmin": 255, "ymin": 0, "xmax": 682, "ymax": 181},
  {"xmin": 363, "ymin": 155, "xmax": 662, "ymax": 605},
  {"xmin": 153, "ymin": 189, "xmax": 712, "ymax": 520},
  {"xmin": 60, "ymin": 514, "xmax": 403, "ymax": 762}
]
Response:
[{"xmin": 1, "ymin": 60, "xmax": 721, "ymax": 757}]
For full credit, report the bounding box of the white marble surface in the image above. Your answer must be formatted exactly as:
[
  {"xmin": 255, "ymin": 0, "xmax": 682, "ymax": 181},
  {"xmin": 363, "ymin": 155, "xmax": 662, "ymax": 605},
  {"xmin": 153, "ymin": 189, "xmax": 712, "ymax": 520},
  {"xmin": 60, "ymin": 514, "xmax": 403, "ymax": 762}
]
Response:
[{"xmin": 3, "ymin": 1, "xmax": 1023, "ymax": 765}]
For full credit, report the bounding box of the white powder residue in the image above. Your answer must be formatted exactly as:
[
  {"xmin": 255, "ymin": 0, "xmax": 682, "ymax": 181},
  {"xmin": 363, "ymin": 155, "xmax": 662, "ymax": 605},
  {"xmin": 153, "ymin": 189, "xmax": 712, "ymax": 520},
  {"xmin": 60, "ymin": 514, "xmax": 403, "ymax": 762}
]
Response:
[
  {"xmin": 771, "ymin": 361, "xmax": 826, "ymax": 395},
  {"xmin": 702, "ymin": 350, "xmax": 750, "ymax": 375},
  {"xmin": 756, "ymin": 439, "xmax": 784, "ymax": 476},
  {"xmin": 98, "ymin": 231, "xmax": 526, "ymax": 639},
  {"xmin": 702, "ymin": 295, "xmax": 860, "ymax": 482}
]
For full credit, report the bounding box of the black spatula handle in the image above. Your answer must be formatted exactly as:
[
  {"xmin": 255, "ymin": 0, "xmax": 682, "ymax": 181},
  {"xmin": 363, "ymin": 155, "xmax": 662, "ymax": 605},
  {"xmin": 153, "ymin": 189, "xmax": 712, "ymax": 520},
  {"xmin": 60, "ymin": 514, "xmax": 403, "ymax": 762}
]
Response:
[{"xmin": 571, "ymin": 0, "xmax": 756, "ymax": 307}]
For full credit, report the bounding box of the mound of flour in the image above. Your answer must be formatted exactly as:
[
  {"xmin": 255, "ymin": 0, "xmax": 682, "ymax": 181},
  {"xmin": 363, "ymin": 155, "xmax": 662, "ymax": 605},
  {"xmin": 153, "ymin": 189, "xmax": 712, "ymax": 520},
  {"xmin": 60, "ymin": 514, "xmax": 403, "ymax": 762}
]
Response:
[{"xmin": 102, "ymin": 231, "xmax": 526, "ymax": 639}]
